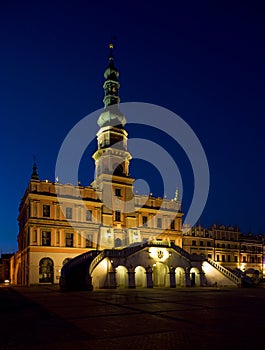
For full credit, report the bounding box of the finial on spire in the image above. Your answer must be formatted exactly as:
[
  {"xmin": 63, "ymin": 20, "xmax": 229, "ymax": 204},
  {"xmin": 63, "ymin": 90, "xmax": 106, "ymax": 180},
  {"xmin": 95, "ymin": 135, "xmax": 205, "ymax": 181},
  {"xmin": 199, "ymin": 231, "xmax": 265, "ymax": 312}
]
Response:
[{"xmin": 108, "ymin": 42, "xmax": 114, "ymax": 62}]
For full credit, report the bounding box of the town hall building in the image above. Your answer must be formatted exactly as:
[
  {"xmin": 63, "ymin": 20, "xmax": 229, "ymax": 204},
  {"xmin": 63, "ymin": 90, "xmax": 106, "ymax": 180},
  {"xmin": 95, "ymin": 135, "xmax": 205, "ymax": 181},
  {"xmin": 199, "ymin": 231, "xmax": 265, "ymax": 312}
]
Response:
[{"xmin": 10, "ymin": 44, "xmax": 264, "ymax": 289}]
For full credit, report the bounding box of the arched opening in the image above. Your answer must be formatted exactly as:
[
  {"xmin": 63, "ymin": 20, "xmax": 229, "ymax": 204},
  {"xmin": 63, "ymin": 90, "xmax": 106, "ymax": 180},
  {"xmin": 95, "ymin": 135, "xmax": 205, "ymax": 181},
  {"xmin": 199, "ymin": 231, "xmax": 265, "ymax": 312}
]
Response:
[
  {"xmin": 116, "ymin": 265, "xmax": 128, "ymax": 288},
  {"xmin": 135, "ymin": 266, "xmax": 146, "ymax": 288},
  {"xmin": 62, "ymin": 258, "xmax": 71, "ymax": 265},
  {"xmin": 92, "ymin": 258, "xmax": 110, "ymax": 289},
  {"xmin": 153, "ymin": 262, "xmax": 170, "ymax": 287},
  {"xmin": 175, "ymin": 267, "xmax": 186, "ymax": 287},
  {"xmin": 39, "ymin": 258, "xmax": 54, "ymax": 283},
  {"xmin": 115, "ymin": 238, "xmax": 122, "ymax": 247},
  {"xmin": 190, "ymin": 267, "xmax": 201, "ymax": 287},
  {"xmin": 113, "ymin": 163, "xmax": 124, "ymax": 176}
]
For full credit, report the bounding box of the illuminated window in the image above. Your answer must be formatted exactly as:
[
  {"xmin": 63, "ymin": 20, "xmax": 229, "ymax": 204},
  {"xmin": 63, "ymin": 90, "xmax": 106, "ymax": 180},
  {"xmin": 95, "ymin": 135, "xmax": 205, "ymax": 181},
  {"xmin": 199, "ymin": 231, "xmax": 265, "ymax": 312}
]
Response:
[
  {"xmin": 39, "ymin": 258, "xmax": 53, "ymax": 283},
  {"xmin": 115, "ymin": 210, "xmax": 121, "ymax": 222},
  {"xmin": 43, "ymin": 205, "xmax": 50, "ymax": 217},
  {"xmin": 65, "ymin": 233, "xmax": 74, "ymax": 247},
  {"xmin": 142, "ymin": 216, "xmax": 148, "ymax": 227},
  {"xmin": 86, "ymin": 210, "xmax": 92, "ymax": 221},
  {"xmin": 66, "ymin": 207, "xmax": 72, "ymax": 219},
  {"xmin": 42, "ymin": 231, "xmax": 51, "ymax": 246}
]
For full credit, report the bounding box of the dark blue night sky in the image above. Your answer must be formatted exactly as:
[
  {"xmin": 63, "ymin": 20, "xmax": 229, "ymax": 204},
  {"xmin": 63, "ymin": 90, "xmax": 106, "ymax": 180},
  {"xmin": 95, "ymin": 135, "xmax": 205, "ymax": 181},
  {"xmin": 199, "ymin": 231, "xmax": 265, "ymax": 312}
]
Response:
[{"xmin": 0, "ymin": 0, "xmax": 264, "ymax": 252}]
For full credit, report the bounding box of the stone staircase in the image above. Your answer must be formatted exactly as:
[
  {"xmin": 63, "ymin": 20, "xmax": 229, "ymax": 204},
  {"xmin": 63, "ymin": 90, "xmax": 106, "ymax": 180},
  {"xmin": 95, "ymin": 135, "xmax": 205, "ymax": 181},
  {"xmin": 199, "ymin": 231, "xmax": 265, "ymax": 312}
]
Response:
[{"xmin": 207, "ymin": 258, "xmax": 241, "ymax": 285}]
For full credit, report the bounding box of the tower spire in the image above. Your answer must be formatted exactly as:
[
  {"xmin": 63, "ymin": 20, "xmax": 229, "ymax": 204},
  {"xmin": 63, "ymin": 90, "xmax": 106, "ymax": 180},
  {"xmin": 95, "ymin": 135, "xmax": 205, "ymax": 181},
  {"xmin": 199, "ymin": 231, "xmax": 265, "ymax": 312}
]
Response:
[
  {"xmin": 31, "ymin": 157, "xmax": 39, "ymax": 180},
  {"xmin": 97, "ymin": 42, "xmax": 126, "ymax": 128},
  {"xmin": 103, "ymin": 42, "xmax": 120, "ymax": 108}
]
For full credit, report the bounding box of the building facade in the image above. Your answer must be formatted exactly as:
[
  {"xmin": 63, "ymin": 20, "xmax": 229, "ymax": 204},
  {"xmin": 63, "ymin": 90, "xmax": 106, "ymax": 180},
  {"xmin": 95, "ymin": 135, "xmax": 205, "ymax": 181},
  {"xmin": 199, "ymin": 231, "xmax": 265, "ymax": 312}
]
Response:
[{"xmin": 10, "ymin": 44, "xmax": 264, "ymax": 288}]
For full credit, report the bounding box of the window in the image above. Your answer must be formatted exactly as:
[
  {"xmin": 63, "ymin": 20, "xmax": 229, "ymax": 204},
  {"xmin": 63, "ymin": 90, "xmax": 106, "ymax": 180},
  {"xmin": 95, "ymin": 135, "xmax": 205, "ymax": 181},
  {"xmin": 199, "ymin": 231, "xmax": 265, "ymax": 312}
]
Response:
[
  {"xmin": 157, "ymin": 218, "xmax": 162, "ymax": 228},
  {"xmin": 33, "ymin": 230, "xmax": 37, "ymax": 242},
  {"xmin": 192, "ymin": 240, "xmax": 196, "ymax": 246},
  {"xmin": 235, "ymin": 256, "xmax": 238, "ymax": 262},
  {"xmin": 227, "ymin": 255, "xmax": 231, "ymax": 262},
  {"xmin": 66, "ymin": 207, "xmax": 72, "ymax": 219},
  {"xmin": 243, "ymin": 256, "xmax": 246, "ymax": 263},
  {"xmin": 115, "ymin": 188, "xmax": 121, "ymax": 197},
  {"xmin": 142, "ymin": 216, "xmax": 148, "ymax": 227},
  {"xmin": 115, "ymin": 210, "xmax": 121, "ymax": 222},
  {"xmin": 227, "ymin": 244, "xmax": 230, "ymax": 249},
  {"xmin": 200, "ymin": 241, "xmax": 203, "ymax": 246},
  {"xmin": 208, "ymin": 254, "xmax": 212, "ymax": 259},
  {"xmin": 85, "ymin": 234, "xmax": 93, "ymax": 248},
  {"xmin": 216, "ymin": 255, "xmax": 220, "ymax": 262},
  {"xmin": 207, "ymin": 241, "xmax": 211, "ymax": 247},
  {"xmin": 39, "ymin": 258, "xmax": 53, "ymax": 283},
  {"xmin": 222, "ymin": 255, "xmax": 225, "ymax": 262},
  {"xmin": 115, "ymin": 238, "xmax": 122, "ymax": 247},
  {"xmin": 216, "ymin": 243, "xmax": 220, "ymax": 248},
  {"xmin": 86, "ymin": 210, "xmax": 92, "ymax": 221},
  {"xmin": 65, "ymin": 233, "xmax": 74, "ymax": 247},
  {"xmin": 170, "ymin": 220, "xmax": 175, "ymax": 229},
  {"xmin": 43, "ymin": 205, "xmax": 50, "ymax": 217},
  {"xmin": 42, "ymin": 231, "xmax": 51, "ymax": 246}
]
